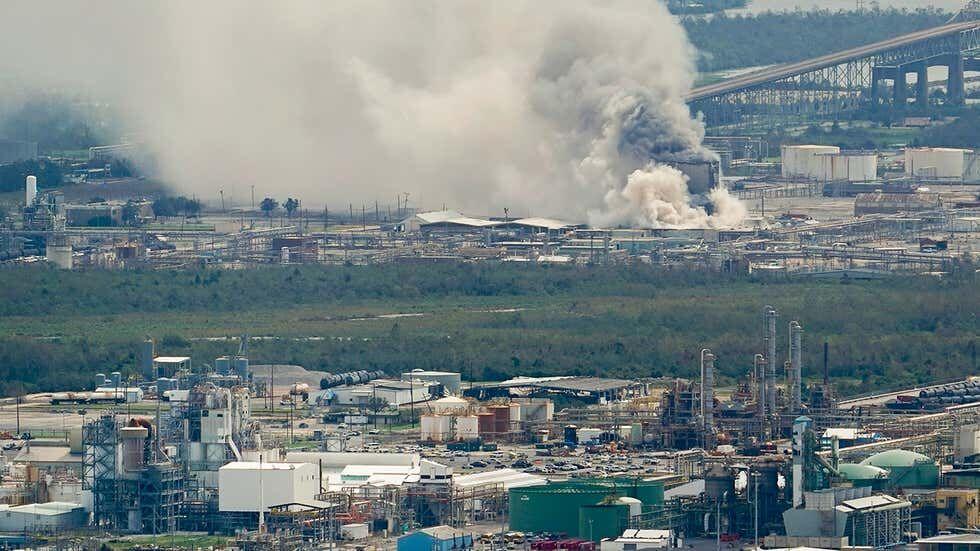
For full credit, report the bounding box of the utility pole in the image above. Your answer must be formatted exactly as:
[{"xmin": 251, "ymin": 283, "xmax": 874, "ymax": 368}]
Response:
[{"xmin": 251, "ymin": 185, "xmax": 255, "ymax": 210}]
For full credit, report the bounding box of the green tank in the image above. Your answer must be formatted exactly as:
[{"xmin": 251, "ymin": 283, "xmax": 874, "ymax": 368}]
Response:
[
  {"xmin": 509, "ymin": 483, "xmax": 613, "ymax": 536},
  {"xmin": 567, "ymin": 477, "xmax": 665, "ymax": 506},
  {"xmin": 578, "ymin": 503, "xmax": 629, "ymax": 542}
]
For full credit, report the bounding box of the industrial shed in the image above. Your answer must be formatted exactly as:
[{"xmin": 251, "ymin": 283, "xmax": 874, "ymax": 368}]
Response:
[
  {"xmin": 0, "ymin": 502, "xmax": 86, "ymax": 532},
  {"xmin": 854, "ymin": 192, "xmax": 940, "ymax": 215},
  {"xmin": 398, "ymin": 210, "xmax": 498, "ymax": 233}
]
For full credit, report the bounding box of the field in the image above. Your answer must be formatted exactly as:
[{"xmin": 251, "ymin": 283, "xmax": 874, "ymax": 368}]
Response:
[{"xmin": 0, "ymin": 263, "xmax": 975, "ymax": 398}]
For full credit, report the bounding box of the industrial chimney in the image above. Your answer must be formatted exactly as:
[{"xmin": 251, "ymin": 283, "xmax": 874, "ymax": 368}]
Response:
[
  {"xmin": 789, "ymin": 321, "xmax": 804, "ymax": 414},
  {"xmin": 25, "ymin": 175, "xmax": 37, "ymax": 206},
  {"xmin": 763, "ymin": 306, "xmax": 778, "ymax": 415},
  {"xmin": 701, "ymin": 350, "xmax": 715, "ymax": 435}
]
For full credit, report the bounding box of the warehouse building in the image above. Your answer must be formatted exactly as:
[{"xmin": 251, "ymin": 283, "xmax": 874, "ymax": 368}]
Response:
[
  {"xmin": 402, "ymin": 370, "xmax": 462, "ymax": 395},
  {"xmin": 0, "ymin": 502, "xmax": 86, "ymax": 532},
  {"xmin": 331, "ymin": 379, "xmax": 437, "ymax": 407},
  {"xmin": 217, "ymin": 461, "xmax": 320, "ymax": 513},
  {"xmin": 854, "ymin": 192, "xmax": 940, "ymax": 216}
]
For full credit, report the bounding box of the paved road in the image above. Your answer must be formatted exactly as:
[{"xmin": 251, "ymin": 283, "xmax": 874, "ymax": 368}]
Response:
[{"xmin": 687, "ymin": 20, "xmax": 980, "ymax": 101}]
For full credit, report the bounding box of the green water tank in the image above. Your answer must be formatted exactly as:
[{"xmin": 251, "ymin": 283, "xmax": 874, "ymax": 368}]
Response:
[
  {"xmin": 565, "ymin": 477, "xmax": 665, "ymax": 506},
  {"xmin": 578, "ymin": 503, "xmax": 629, "ymax": 542},
  {"xmin": 509, "ymin": 483, "xmax": 613, "ymax": 536},
  {"xmin": 860, "ymin": 449, "xmax": 939, "ymax": 488},
  {"xmin": 837, "ymin": 463, "xmax": 890, "ymax": 489}
]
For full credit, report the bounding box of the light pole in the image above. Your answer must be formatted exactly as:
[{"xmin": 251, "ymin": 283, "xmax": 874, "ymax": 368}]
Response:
[{"xmin": 716, "ymin": 490, "xmax": 728, "ymax": 551}]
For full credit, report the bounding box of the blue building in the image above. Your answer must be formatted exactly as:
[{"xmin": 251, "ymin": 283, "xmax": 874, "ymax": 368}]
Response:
[{"xmin": 397, "ymin": 526, "xmax": 474, "ymax": 551}]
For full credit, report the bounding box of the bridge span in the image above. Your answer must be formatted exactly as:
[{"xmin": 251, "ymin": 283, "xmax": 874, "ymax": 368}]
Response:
[{"xmin": 688, "ymin": 4, "xmax": 980, "ymax": 129}]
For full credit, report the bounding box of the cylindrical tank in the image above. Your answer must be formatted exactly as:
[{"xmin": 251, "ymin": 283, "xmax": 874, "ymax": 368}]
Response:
[
  {"xmin": 509, "ymin": 483, "xmax": 613, "ymax": 537},
  {"xmin": 455, "ymin": 415, "xmax": 480, "ymax": 441},
  {"xmin": 491, "ymin": 405, "xmax": 510, "ymax": 435},
  {"xmin": 233, "ymin": 357, "xmax": 249, "ymax": 379},
  {"xmin": 564, "ymin": 425, "xmax": 579, "ymax": 444},
  {"xmin": 119, "ymin": 426, "xmax": 148, "ymax": 471},
  {"xmin": 215, "ymin": 357, "xmax": 231, "ymax": 375},
  {"xmin": 578, "ymin": 503, "xmax": 629, "ymax": 542},
  {"xmin": 25, "ymin": 175, "xmax": 37, "ymax": 206},
  {"xmin": 705, "ymin": 464, "xmax": 735, "ymax": 501},
  {"xmin": 110, "ymin": 372, "xmax": 122, "ymax": 388},
  {"xmin": 617, "ymin": 496, "xmax": 642, "ymax": 518},
  {"xmin": 95, "ymin": 373, "xmax": 107, "ymax": 389},
  {"xmin": 477, "ymin": 412, "xmax": 495, "ymax": 437}
]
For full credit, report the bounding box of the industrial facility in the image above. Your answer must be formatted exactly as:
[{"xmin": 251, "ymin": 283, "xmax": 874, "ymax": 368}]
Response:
[{"xmin": 0, "ymin": 305, "xmax": 976, "ymax": 550}]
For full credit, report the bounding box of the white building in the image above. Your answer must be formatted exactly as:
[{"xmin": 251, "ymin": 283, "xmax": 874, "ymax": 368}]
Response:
[
  {"xmin": 218, "ymin": 461, "xmax": 319, "ymax": 512},
  {"xmin": 332, "ymin": 379, "xmax": 434, "ymax": 407},
  {"xmin": 0, "ymin": 502, "xmax": 87, "ymax": 531},
  {"xmin": 600, "ymin": 529, "xmax": 673, "ymax": 551},
  {"xmin": 402, "ymin": 370, "xmax": 463, "ymax": 394}
]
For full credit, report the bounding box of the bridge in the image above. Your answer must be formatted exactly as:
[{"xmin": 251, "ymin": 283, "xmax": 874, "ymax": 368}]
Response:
[{"xmin": 688, "ymin": 2, "xmax": 980, "ymax": 129}]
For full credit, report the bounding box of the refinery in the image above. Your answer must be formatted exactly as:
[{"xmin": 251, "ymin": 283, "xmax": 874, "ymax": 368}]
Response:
[{"xmin": 0, "ymin": 309, "xmax": 976, "ymax": 550}]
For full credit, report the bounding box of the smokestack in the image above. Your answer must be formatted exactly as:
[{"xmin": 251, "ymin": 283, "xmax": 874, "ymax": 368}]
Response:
[
  {"xmin": 823, "ymin": 341, "xmax": 829, "ymax": 386},
  {"xmin": 754, "ymin": 354, "xmax": 767, "ymax": 439},
  {"xmin": 25, "ymin": 175, "xmax": 37, "ymax": 206},
  {"xmin": 764, "ymin": 306, "xmax": 778, "ymax": 415},
  {"xmin": 789, "ymin": 321, "xmax": 803, "ymax": 414},
  {"xmin": 701, "ymin": 350, "xmax": 715, "ymax": 435}
]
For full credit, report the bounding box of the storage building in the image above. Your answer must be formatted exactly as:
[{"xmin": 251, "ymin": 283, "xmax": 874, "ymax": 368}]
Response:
[
  {"xmin": 0, "ymin": 502, "xmax": 86, "ymax": 532},
  {"xmin": 217, "ymin": 461, "xmax": 319, "ymax": 512},
  {"xmin": 398, "ymin": 526, "xmax": 474, "ymax": 551}
]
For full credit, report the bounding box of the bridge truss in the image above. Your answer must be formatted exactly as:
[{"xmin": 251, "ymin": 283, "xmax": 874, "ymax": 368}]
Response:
[{"xmin": 688, "ymin": 19, "xmax": 980, "ymax": 131}]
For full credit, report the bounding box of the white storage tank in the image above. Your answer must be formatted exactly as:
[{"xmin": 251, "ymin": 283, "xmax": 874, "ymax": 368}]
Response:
[
  {"xmin": 905, "ymin": 147, "xmax": 971, "ymax": 179},
  {"xmin": 781, "ymin": 145, "xmax": 840, "ymax": 179},
  {"xmin": 454, "ymin": 415, "xmax": 479, "ymax": 441},
  {"xmin": 25, "ymin": 175, "xmax": 37, "ymax": 206},
  {"xmin": 420, "ymin": 414, "xmax": 451, "ymax": 441},
  {"xmin": 816, "ymin": 151, "xmax": 877, "ymax": 182}
]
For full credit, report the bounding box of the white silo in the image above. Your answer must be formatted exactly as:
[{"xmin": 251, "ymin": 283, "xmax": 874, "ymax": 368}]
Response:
[{"xmin": 25, "ymin": 175, "xmax": 37, "ymax": 205}]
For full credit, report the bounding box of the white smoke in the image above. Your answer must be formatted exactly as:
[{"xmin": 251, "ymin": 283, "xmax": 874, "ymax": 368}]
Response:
[{"xmin": 0, "ymin": 0, "xmax": 745, "ymax": 228}]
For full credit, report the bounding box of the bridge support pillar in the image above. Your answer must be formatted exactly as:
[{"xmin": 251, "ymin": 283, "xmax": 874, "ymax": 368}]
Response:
[
  {"xmin": 916, "ymin": 66, "xmax": 929, "ymax": 107},
  {"xmin": 893, "ymin": 72, "xmax": 907, "ymax": 107},
  {"xmin": 948, "ymin": 53, "xmax": 965, "ymax": 105}
]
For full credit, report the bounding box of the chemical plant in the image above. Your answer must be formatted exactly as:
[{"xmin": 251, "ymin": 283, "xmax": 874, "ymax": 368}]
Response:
[
  {"xmin": 0, "ymin": 307, "xmax": 976, "ymax": 551},
  {"xmin": 1, "ymin": 139, "xmax": 978, "ymax": 277}
]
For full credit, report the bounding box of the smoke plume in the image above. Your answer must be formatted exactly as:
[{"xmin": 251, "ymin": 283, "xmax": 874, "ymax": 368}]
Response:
[{"xmin": 0, "ymin": 0, "xmax": 744, "ymax": 228}]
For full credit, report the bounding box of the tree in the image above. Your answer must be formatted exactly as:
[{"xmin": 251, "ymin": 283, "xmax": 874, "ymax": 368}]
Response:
[
  {"xmin": 260, "ymin": 197, "xmax": 278, "ymax": 217},
  {"xmin": 284, "ymin": 198, "xmax": 300, "ymax": 217},
  {"xmin": 121, "ymin": 201, "xmax": 141, "ymax": 226}
]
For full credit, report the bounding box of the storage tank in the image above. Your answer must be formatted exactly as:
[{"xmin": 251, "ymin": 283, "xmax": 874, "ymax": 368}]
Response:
[
  {"xmin": 568, "ymin": 477, "xmax": 665, "ymax": 506},
  {"xmin": 837, "ymin": 463, "xmax": 890, "ymax": 489},
  {"xmin": 579, "ymin": 502, "xmax": 629, "ymax": 542},
  {"xmin": 564, "ymin": 425, "xmax": 579, "ymax": 444},
  {"xmin": 490, "ymin": 405, "xmax": 510, "ymax": 435},
  {"xmin": 119, "ymin": 426, "xmax": 148, "ymax": 471},
  {"xmin": 454, "ymin": 415, "xmax": 480, "ymax": 441},
  {"xmin": 215, "ymin": 357, "xmax": 231, "ymax": 375},
  {"xmin": 477, "ymin": 412, "xmax": 495, "ymax": 437},
  {"xmin": 617, "ymin": 496, "xmax": 642, "ymax": 518},
  {"xmin": 95, "ymin": 373, "xmax": 107, "ymax": 389},
  {"xmin": 816, "ymin": 151, "xmax": 877, "ymax": 182},
  {"xmin": 420, "ymin": 415, "xmax": 450, "ymax": 442},
  {"xmin": 233, "ymin": 357, "xmax": 249, "ymax": 379},
  {"xmin": 110, "ymin": 372, "xmax": 122, "ymax": 388},
  {"xmin": 905, "ymin": 147, "xmax": 969, "ymax": 179},
  {"xmin": 860, "ymin": 449, "xmax": 939, "ymax": 488},
  {"xmin": 509, "ymin": 482, "xmax": 615, "ymax": 537},
  {"xmin": 781, "ymin": 145, "xmax": 840, "ymax": 179},
  {"xmin": 25, "ymin": 175, "xmax": 37, "ymax": 206}
]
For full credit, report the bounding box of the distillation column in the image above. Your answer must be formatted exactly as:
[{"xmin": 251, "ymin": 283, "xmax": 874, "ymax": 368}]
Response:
[
  {"xmin": 764, "ymin": 306, "xmax": 778, "ymax": 415},
  {"xmin": 789, "ymin": 322, "xmax": 804, "ymax": 415}
]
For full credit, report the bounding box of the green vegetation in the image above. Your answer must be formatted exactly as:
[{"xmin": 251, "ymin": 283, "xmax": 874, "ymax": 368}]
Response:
[
  {"xmin": 102, "ymin": 534, "xmax": 233, "ymax": 550},
  {"xmin": 0, "ymin": 158, "xmax": 62, "ymax": 193},
  {"xmin": 668, "ymin": 0, "xmax": 747, "ymax": 16},
  {"xmin": 912, "ymin": 109, "xmax": 980, "ymax": 148},
  {"xmin": 0, "ymin": 264, "xmax": 975, "ymax": 398},
  {"xmin": 684, "ymin": 9, "xmax": 949, "ymax": 73},
  {"xmin": 151, "ymin": 195, "xmax": 202, "ymax": 218}
]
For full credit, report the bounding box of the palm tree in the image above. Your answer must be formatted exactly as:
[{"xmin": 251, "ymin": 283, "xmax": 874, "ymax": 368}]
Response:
[{"xmin": 260, "ymin": 197, "xmax": 278, "ymax": 217}]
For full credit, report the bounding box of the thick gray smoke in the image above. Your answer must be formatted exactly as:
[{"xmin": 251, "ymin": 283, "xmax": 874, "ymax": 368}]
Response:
[{"xmin": 0, "ymin": 0, "xmax": 744, "ymax": 228}]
